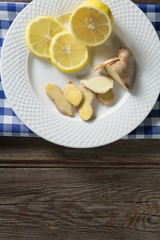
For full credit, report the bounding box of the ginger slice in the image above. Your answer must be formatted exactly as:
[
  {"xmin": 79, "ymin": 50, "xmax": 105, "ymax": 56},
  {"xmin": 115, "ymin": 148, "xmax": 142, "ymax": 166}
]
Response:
[
  {"xmin": 77, "ymin": 87, "xmax": 94, "ymax": 121},
  {"xmin": 63, "ymin": 81, "xmax": 83, "ymax": 107},
  {"xmin": 45, "ymin": 84, "xmax": 73, "ymax": 116},
  {"xmin": 81, "ymin": 75, "xmax": 114, "ymax": 94},
  {"xmin": 94, "ymin": 47, "xmax": 134, "ymax": 91},
  {"xmin": 97, "ymin": 89, "xmax": 115, "ymax": 105}
]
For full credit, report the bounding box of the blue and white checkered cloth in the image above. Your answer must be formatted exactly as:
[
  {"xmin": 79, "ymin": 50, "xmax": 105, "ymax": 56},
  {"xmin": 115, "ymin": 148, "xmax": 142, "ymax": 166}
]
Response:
[{"xmin": 0, "ymin": 3, "xmax": 160, "ymax": 138}]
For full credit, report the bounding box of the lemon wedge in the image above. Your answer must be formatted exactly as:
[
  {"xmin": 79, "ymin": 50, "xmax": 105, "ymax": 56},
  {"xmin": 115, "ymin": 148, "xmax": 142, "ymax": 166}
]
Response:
[
  {"xmin": 70, "ymin": 0, "xmax": 113, "ymax": 47},
  {"xmin": 25, "ymin": 16, "xmax": 65, "ymax": 58},
  {"xmin": 49, "ymin": 31, "xmax": 88, "ymax": 73}
]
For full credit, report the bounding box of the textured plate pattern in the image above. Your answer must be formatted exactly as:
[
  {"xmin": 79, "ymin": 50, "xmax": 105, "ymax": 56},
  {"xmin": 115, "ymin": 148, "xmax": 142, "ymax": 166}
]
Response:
[{"xmin": 1, "ymin": 0, "xmax": 160, "ymax": 148}]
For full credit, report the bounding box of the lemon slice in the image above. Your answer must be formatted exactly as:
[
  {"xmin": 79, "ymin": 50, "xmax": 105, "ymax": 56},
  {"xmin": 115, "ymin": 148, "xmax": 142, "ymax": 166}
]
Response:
[
  {"xmin": 49, "ymin": 31, "xmax": 88, "ymax": 73},
  {"xmin": 70, "ymin": 0, "xmax": 113, "ymax": 47},
  {"xmin": 25, "ymin": 16, "xmax": 65, "ymax": 58}
]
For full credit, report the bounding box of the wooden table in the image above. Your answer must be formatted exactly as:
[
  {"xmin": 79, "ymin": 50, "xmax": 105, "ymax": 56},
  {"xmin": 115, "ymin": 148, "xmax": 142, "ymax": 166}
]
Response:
[{"xmin": 0, "ymin": 0, "xmax": 160, "ymax": 239}]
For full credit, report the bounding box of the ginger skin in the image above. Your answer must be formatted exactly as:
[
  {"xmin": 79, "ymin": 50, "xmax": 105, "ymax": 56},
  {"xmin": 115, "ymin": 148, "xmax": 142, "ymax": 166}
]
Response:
[
  {"xmin": 46, "ymin": 84, "xmax": 73, "ymax": 116},
  {"xmin": 94, "ymin": 47, "xmax": 134, "ymax": 91},
  {"xmin": 97, "ymin": 89, "xmax": 115, "ymax": 105},
  {"xmin": 77, "ymin": 87, "xmax": 94, "ymax": 121}
]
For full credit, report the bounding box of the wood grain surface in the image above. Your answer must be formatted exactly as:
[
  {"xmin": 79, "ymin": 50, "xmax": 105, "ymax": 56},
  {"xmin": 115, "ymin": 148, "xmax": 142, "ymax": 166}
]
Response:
[
  {"xmin": 0, "ymin": 138, "xmax": 160, "ymax": 168},
  {"xmin": 0, "ymin": 0, "xmax": 160, "ymax": 239},
  {"xmin": 0, "ymin": 168, "xmax": 160, "ymax": 240}
]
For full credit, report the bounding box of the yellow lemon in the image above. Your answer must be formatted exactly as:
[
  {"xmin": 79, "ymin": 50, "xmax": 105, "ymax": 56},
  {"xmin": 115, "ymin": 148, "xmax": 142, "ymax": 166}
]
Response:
[
  {"xmin": 49, "ymin": 31, "xmax": 88, "ymax": 73},
  {"xmin": 70, "ymin": 0, "xmax": 113, "ymax": 47},
  {"xmin": 25, "ymin": 16, "xmax": 65, "ymax": 58}
]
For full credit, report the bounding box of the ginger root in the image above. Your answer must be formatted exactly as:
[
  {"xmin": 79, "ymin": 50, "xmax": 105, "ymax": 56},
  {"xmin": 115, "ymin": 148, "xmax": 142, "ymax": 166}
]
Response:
[
  {"xmin": 63, "ymin": 81, "xmax": 83, "ymax": 107},
  {"xmin": 77, "ymin": 87, "xmax": 94, "ymax": 121},
  {"xmin": 97, "ymin": 89, "xmax": 115, "ymax": 105},
  {"xmin": 94, "ymin": 47, "xmax": 133, "ymax": 91},
  {"xmin": 94, "ymin": 57, "xmax": 119, "ymax": 71},
  {"xmin": 81, "ymin": 75, "xmax": 114, "ymax": 94},
  {"xmin": 45, "ymin": 84, "xmax": 73, "ymax": 116}
]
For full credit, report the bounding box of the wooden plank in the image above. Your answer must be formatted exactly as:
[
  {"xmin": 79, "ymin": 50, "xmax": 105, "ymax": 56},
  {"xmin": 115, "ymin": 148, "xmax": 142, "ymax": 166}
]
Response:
[
  {"xmin": 0, "ymin": 168, "xmax": 160, "ymax": 203},
  {"xmin": 0, "ymin": 203, "xmax": 159, "ymax": 240},
  {"xmin": 0, "ymin": 168, "xmax": 159, "ymax": 239},
  {"xmin": 0, "ymin": 138, "xmax": 160, "ymax": 167}
]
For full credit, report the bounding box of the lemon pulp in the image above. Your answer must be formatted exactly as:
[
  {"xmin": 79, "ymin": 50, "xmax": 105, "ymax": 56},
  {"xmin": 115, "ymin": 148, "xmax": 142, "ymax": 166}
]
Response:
[
  {"xmin": 26, "ymin": 16, "xmax": 65, "ymax": 58},
  {"xmin": 70, "ymin": 0, "xmax": 113, "ymax": 47},
  {"xmin": 49, "ymin": 31, "xmax": 88, "ymax": 73}
]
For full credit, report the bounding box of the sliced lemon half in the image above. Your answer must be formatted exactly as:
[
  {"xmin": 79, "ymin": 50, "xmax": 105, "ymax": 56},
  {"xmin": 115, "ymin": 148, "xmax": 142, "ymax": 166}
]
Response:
[
  {"xmin": 25, "ymin": 16, "xmax": 65, "ymax": 58},
  {"xmin": 49, "ymin": 31, "xmax": 89, "ymax": 73},
  {"xmin": 70, "ymin": 0, "xmax": 113, "ymax": 47}
]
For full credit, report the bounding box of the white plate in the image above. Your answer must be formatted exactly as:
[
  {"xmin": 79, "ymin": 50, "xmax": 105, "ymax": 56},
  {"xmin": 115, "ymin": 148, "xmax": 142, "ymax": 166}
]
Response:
[{"xmin": 1, "ymin": 0, "xmax": 160, "ymax": 148}]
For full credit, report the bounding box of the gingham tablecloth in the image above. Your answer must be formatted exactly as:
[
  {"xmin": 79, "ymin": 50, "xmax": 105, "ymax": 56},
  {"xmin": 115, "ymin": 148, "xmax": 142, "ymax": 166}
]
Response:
[{"xmin": 0, "ymin": 2, "xmax": 160, "ymax": 138}]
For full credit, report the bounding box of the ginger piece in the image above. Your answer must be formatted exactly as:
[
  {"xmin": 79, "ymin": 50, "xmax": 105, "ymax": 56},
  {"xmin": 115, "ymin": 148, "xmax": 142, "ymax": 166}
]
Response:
[
  {"xmin": 45, "ymin": 84, "xmax": 73, "ymax": 116},
  {"xmin": 81, "ymin": 75, "xmax": 114, "ymax": 94},
  {"xmin": 77, "ymin": 87, "xmax": 94, "ymax": 121},
  {"xmin": 63, "ymin": 81, "xmax": 83, "ymax": 107},
  {"xmin": 97, "ymin": 89, "xmax": 115, "ymax": 105},
  {"xmin": 94, "ymin": 47, "xmax": 134, "ymax": 91},
  {"xmin": 94, "ymin": 57, "xmax": 119, "ymax": 71}
]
